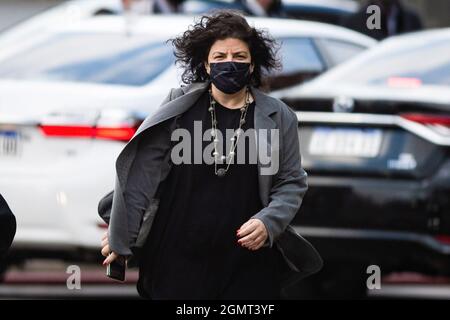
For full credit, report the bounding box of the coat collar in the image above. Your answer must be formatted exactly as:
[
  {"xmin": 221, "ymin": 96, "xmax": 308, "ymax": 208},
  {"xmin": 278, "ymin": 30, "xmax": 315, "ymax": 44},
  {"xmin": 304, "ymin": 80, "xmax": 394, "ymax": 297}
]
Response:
[
  {"xmin": 134, "ymin": 82, "xmax": 278, "ymax": 139},
  {"xmin": 117, "ymin": 82, "xmax": 279, "ymax": 212}
]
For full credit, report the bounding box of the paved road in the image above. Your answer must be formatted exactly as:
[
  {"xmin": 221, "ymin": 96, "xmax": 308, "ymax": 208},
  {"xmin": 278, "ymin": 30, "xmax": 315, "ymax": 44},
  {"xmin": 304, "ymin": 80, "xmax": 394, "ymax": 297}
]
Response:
[
  {"xmin": 368, "ymin": 284, "xmax": 450, "ymax": 300},
  {"xmin": 0, "ymin": 260, "xmax": 140, "ymax": 299},
  {"xmin": 2, "ymin": 260, "xmax": 450, "ymax": 299}
]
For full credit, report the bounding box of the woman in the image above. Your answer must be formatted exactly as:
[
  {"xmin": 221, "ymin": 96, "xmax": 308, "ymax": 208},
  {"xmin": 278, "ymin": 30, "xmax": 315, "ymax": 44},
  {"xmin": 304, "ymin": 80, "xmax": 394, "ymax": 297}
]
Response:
[{"xmin": 100, "ymin": 10, "xmax": 313, "ymax": 299}]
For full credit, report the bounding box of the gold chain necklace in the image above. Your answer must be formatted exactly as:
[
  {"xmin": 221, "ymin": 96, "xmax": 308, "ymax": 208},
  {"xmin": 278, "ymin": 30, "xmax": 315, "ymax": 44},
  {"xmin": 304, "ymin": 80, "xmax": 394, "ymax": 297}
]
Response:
[{"xmin": 208, "ymin": 87, "xmax": 250, "ymax": 177}]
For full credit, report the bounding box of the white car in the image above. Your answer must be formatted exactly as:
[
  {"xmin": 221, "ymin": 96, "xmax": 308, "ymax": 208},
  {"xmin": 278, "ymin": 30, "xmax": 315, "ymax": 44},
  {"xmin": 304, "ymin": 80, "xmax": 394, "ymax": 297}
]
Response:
[
  {"xmin": 0, "ymin": 14, "xmax": 375, "ymax": 264},
  {"xmin": 0, "ymin": 0, "xmax": 360, "ymax": 48},
  {"xmin": 0, "ymin": 0, "xmax": 122, "ymax": 47}
]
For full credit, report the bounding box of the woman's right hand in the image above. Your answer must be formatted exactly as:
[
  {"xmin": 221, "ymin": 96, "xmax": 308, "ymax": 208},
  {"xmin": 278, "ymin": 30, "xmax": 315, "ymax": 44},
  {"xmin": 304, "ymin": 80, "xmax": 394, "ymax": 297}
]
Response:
[{"xmin": 101, "ymin": 231, "xmax": 118, "ymax": 266}]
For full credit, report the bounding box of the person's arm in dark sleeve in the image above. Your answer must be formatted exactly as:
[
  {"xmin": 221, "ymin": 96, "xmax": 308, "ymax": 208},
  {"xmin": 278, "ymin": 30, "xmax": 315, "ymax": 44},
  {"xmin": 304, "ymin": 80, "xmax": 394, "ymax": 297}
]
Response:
[
  {"xmin": 0, "ymin": 194, "xmax": 16, "ymax": 261},
  {"xmin": 122, "ymin": 120, "xmax": 172, "ymax": 246}
]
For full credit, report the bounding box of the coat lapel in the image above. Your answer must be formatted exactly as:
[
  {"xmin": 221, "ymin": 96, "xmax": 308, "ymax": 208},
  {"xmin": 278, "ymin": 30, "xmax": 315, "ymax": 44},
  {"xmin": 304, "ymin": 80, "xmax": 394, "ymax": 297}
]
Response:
[
  {"xmin": 119, "ymin": 83, "xmax": 279, "ymax": 209},
  {"xmin": 250, "ymin": 86, "xmax": 278, "ymax": 206},
  {"xmin": 134, "ymin": 82, "xmax": 210, "ymax": 139},
  {"xmin": 135, "ymin": 83, "xmax": 278, "ymax": 140}
]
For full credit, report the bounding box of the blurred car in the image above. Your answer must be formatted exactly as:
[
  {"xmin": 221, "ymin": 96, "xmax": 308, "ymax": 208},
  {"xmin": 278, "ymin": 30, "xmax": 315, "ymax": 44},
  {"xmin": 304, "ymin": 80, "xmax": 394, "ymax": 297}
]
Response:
[
  {"xmin": 183, "ymin": 0, "xmax": 358, "ymax": 24},
  {"xmin": 275, "ymin": 28, "xmax": 450, "ymax": 297},
  {"xmin": 280, "ymin": 0, "xmax": 357, "ymax": 24},
  {"xmin": 0, "ymin": 0, "xmax": 358, "ymax": 48},
  {"xmin": 0, "ymin": 0, "xmax": 121, "ymax": 47},
  {"xmin": 0, "ymin": 15, "xmax": 374, "ymax": 271}
]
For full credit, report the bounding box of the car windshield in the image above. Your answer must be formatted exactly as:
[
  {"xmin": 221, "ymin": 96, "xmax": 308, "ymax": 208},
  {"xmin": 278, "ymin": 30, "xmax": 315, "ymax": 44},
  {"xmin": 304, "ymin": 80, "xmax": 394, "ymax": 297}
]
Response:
[
  {"xmin": 331, "ymin": 37, "xmax": 450, "ymax": 87},
  {"xmin": 0, "ymin": 33, "xmax": 174, "ymax": 86},
  {"xmin": 277, "ymin": 37, "xmax": 325, "ymax": 74}
]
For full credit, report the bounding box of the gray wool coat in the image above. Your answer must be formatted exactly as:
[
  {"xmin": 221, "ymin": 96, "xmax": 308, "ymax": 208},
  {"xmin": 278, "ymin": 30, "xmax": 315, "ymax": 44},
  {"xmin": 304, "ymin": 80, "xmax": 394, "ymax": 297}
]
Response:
[{"xmin": 98, "ymin": 81, "xmax": 322, "ymax": 283}]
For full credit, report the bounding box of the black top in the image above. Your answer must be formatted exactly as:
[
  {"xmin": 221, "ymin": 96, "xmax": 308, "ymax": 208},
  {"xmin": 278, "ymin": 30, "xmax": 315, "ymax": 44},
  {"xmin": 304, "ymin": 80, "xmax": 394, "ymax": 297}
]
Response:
[{"xmin": 138, "ymin": 90, "xmax": 283, "ymax": 299}]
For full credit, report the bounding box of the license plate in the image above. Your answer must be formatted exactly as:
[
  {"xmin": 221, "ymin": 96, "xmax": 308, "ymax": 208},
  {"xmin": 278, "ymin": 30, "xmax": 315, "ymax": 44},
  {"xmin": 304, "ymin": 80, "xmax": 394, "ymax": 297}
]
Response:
[
  {"xmin": 0, "ymin": 129, "xmax": 20, "ymax": 156},
  {"xmin": 309, "ymin": 127, "xmax": 382, "ymax": 158}
]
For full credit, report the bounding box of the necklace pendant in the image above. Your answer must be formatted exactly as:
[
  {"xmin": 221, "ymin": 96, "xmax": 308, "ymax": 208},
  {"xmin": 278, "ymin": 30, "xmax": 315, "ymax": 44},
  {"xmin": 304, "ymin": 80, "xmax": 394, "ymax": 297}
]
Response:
[{"xmin": 216, "ymin": 168, "xmax": 227, "ymax": 177}]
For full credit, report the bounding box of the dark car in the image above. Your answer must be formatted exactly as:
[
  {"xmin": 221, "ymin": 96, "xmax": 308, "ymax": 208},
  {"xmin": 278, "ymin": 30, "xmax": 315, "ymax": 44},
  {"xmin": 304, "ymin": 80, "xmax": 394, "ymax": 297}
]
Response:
[
  {"xmin": 0, "ymin": 193, "xmax": 16, "ymax": 276},
  {"xmin": 183, "ymin": 0, "xmax": 358, "ymax": 24},
  {"xmin": 281, "ymin": 0, "xmax": 357, "ymax": 24},
  {"xmin": 276, "ymin": 29, "xmax": 450, "ymax": 298},
  {"xmin": 94, "ymin": 0, "xmax": 358, "ymax": 26}
]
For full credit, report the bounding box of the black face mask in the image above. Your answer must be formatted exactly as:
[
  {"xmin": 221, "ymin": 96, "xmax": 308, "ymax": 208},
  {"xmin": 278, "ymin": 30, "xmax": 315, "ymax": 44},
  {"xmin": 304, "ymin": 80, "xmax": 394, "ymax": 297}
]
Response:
[{"xmin": 209, "ymin": 62, "xmax": 252, "ymax": 94}]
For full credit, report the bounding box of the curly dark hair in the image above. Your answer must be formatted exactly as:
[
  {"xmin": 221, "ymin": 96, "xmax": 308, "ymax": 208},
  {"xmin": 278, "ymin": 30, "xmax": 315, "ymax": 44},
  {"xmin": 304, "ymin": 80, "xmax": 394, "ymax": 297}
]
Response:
[{"xmin": 169, "ymin": 10, "xmax": 281, "ymax": 88}]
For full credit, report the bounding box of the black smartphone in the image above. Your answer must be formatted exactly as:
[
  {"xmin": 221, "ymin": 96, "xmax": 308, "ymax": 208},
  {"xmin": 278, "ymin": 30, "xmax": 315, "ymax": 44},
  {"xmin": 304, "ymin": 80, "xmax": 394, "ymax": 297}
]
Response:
[{"xmin": 106, "ymin": 255, "xmax": 126, "ymax": 282}]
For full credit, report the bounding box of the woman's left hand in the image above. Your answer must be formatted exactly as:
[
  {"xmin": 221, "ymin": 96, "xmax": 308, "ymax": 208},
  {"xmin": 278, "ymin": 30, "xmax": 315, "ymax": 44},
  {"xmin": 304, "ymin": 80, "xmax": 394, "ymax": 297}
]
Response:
[{"xmin": 237, "ymin": 219, "xmax": 268, "ymax": 251}]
